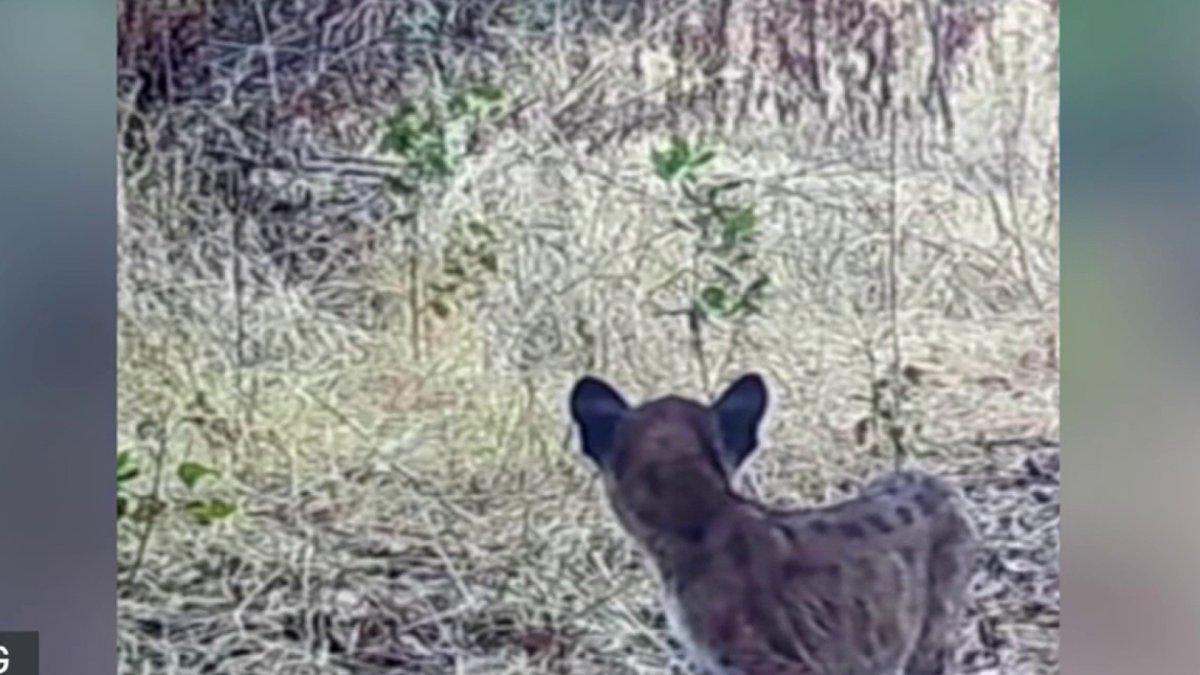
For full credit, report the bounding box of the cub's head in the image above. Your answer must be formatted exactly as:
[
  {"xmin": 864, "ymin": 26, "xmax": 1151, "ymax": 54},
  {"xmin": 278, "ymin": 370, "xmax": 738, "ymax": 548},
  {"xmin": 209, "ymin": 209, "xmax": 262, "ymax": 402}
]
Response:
[{"xmin": 568, "ymin": 373, "xmax": 769, "ymax": 542}]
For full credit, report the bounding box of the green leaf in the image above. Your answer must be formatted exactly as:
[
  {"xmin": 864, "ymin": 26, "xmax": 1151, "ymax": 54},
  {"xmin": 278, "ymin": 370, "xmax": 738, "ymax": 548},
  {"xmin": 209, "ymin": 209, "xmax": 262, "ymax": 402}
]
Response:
[
  {"xmin": 379, "ymin": 109, "xmax": 423, "ymax": 156},
  {"xmin": 651, "ymin": 151, "xmax": 676, "ymax": 181},
  {"xmin": 654, "ymin": 137, "xmax": 714, "ymax": 182},
  {"xmin": 117, "ymin": 451, "xmax": 139, "ymax": 483},
  {"xmin": 699, "ymin": 286, "xmax": 730, "ymax": 314},
  {"xmin": 177, "ymin": 462, "xmax": 218, "ymax": 490},
  {"xmin": 652, "ymin": 136, "xmax": 691, "ymax": 181},
  {"xmin": 185, "ymin": 499, "xmax": 237, "ymax": 525},
  {"xmin": 117, "ymin": 495, "xmax": 128, "ymax": 519}
]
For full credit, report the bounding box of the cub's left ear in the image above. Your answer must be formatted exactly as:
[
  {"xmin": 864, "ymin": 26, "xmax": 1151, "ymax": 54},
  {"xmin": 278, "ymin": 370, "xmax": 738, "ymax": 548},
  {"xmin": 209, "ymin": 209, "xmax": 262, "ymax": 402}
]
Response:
[
  {"xmin": 712, "ymin": 373, "xmax": 769, "ymax": 469},
  {"xmin": 569, "ymin": 375, "xmax": 630, "ymax": 465}
]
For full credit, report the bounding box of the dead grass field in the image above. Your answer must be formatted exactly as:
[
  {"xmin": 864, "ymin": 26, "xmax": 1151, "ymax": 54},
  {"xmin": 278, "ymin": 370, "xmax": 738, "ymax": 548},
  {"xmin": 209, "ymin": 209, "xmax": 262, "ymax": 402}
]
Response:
[{"xmin": 117, "ymin": 1, "xmax": 1058, "ymax": 673}]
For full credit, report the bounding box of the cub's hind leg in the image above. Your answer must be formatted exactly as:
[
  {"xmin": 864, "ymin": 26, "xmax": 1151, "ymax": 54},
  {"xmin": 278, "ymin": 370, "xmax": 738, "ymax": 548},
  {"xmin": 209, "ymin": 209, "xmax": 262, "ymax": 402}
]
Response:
[{"xmin": 904, "ymin": 512, "xmax": 975, "ymax": 675}]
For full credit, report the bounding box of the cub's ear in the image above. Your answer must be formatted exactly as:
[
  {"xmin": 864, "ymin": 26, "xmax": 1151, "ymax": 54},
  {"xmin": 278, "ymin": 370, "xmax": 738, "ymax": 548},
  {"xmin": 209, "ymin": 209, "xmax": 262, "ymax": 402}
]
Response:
[
  {"xmin": 712, "ymin": 372, "xmax": 769, "ymax": 470},
  {"xmin": 569, "ymin": 375, "xmax": 630, "ymax": 464}
]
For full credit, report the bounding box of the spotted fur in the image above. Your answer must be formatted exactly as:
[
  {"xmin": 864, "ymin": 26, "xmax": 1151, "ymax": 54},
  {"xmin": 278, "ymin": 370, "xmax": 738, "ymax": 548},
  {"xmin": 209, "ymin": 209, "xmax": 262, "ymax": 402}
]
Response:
[{"xmin": 569, "ymin": 373, "xmax": 977, "ymax": 675}]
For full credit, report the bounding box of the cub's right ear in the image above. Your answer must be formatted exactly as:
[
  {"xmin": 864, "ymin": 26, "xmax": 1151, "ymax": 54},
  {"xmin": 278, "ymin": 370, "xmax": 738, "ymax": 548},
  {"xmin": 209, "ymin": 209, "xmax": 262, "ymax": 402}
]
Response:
[{"xmin": 569, "ymin": 376, "xmax": 630, "ymax": 464}]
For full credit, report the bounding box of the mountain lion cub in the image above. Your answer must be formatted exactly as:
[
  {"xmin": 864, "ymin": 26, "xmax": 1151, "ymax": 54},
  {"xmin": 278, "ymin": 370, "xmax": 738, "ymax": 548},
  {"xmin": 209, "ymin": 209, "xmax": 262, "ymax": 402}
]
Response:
[{"xmin": 569, "ymin": 373, "xmax": 976, "ymax": 675}]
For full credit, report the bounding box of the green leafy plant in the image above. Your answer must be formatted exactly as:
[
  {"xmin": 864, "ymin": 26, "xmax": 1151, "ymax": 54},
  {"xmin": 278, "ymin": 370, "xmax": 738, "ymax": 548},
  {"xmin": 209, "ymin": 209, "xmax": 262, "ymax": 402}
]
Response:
[
  {"xmin": 120, "ymin": 427, "xmax": 238, "ymax": 587},
  {"xmin": 118, "ymin": 452, "xmax": 236, "ymax": 527},
  {"xmin": 380, "ymin": 84, "xmax": 504, "ymax": 184},
  {"xmin": 379, "ymin": 83, "xmax": 506, "ymax": 359},
  {"xmin": 651, "ymin": 136, "xmax": 772, "ymax": 391}
]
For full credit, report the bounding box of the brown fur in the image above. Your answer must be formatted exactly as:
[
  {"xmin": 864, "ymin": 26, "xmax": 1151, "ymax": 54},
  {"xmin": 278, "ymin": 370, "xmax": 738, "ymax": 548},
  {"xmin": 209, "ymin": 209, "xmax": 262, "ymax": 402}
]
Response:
[{"xmin": 571, "ymin": 376, "xmax": 976, "ymax": 675}]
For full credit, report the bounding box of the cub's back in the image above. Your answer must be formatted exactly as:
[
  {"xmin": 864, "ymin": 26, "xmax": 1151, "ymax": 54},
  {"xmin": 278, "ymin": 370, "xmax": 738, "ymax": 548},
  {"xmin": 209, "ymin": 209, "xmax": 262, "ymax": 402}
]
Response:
[{"xmin": 665, "ymin": 469, "xmax": 975, "ymax": 674}]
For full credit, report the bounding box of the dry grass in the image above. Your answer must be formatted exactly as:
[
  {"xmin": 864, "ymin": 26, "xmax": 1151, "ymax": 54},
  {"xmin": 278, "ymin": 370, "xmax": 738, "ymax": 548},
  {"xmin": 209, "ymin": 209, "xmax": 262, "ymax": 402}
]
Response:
[
  {"xmin": 116, "ymin": 312, "xmax": 1058, "ymax": 674},
  {"xmin": 117, "ymin": 1, "xmax": 1058, "ymax": 673}
]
